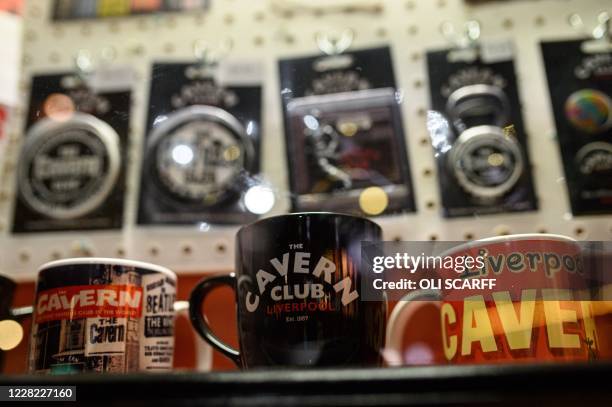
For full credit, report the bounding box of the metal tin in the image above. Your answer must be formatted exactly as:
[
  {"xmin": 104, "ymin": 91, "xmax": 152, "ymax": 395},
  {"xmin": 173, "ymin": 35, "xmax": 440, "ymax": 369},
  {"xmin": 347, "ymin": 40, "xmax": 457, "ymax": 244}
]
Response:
[
  {"xmin": 145, "ymin": 105, "xmax": 254, "ymax": 207},
  {"xmin": 17, "ymin": 113, "xmax": 120, "ymax": 219},
  {"xmin": 449, "ymin": 125, "xmax": 524, "ymax": 199},
  {"xmin": 446, "ymin": 84, "xmax": 510, "ymax": 132},
  {"xmin": 575, "ymin": 141, "xmax": 612, "ymax": 176}
]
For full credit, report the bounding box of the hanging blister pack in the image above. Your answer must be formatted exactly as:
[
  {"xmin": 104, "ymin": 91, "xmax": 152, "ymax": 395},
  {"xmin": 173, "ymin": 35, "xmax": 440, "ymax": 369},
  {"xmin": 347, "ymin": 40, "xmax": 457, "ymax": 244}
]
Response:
[
  {"xmin": 138, "ymin": 61, "xmax": 263, "ymax": 225},
  {"xmin": 426, "ymin": 43, "xmax": 538, "ymax": 217},
  {"xmin": 12, "ymin": 73, "xmax": 130, "ymax": 233},
  {"xmin": 541, "ymin": 39, "xmax": 612, "ymax": 215},
  {"xmin": 279, "ymin": 45, "xmax": 416, "ymax": 216}
]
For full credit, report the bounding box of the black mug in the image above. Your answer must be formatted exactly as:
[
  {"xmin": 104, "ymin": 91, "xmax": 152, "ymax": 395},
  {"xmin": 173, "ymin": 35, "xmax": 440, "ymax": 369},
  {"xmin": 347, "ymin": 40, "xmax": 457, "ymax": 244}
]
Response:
[
  {"xmin": 189, "ymin": 212, "xmax": 387, "ymax": 368},
  {"xmin": 0, "ymin": 275, "xmax": 15, "ymax": 320}
]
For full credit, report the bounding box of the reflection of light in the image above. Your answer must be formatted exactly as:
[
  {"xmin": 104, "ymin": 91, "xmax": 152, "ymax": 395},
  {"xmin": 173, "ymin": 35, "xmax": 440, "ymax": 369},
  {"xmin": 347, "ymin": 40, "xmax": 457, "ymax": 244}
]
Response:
[
  {"xmin": 303, "ymin": 115, "xmax": 319, "ymax": 130},
  {"xmin": 198, "ymin": 222, "xmax": 211, "ymax": 232},
  {"xmin": 338, "ymin": 122, "xmax": 358, "ymax": 137},
  {"xmin": 43, "ymin": 93, "xmax": 75, "ymax": 122},
  {"xmin": 488, "ymin": 153, "xmax": 504, "ymax": 167},
  {"xmin": 244, "ymin": 185, "xmax": 275, "ymax": 215},
  {"xmin": 223, "ymin": 145, "xmax": 241, "ymax": 162},
  {"xmin": 153, "ymin": 115, "xmax": 168, "ymax": 126},
  {"xmin": 395, "ymin": 89, "xmax": 404, "ymax": 104},
  {"xmin": 0, "ymin": 320, "xmax": 24, "ymax": 351},
  {"xmin": 403, "ymin": 342, "xmax": 434, "ymax": 365},
  {"xmin": 359, "ymin": 186, "xmax": 389, "ymax": 216},
  {"xmin": 426, "ymin": 110, "xmax": 452, "ymax": 153},
  {"xmin": 246, "ymin": 121, "xmax": 255, "ymax": 136},
  {"xmin": 381, "ymin": 348, "xmax": 403, "ymax": 366},
  {"xmin": 172, "ymin": 144, "xmax": 194, "ymax": 165}
]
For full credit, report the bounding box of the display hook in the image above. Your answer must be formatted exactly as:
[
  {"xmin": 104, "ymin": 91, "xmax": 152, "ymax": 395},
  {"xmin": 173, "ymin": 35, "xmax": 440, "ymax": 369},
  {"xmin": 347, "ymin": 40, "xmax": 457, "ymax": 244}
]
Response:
[
  {"xmin": 315, "ymin": 28, "xmax": 354, "ymax": 56},
  {"xmin": 569, "ymin": 11, "xmax": 612, "ymax": 53},
  {"xmin": 441, "ymin": 20, "xmax": 481, "ymax": 62},
  {"xmin": 188, "ymin": 39, "xmax": 234, "ymax": 79},
  {"xmin": 60, "ymin": 49, "xmax": 95, "ymax": 89}
]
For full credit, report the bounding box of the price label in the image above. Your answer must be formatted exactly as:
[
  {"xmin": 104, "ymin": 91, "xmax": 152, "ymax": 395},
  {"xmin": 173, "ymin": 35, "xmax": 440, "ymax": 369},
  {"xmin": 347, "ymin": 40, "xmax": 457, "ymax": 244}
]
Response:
[
  {"xmin": 88, "ymin": 65, "xmax": 136, "ymax": 92},
  {"xmin": 216, "ymin": 60, "xmax": 264, "ymax": 86},
  {"xmin": 481, "ymin": 40, "xmax": 514, "ymax": 63}
]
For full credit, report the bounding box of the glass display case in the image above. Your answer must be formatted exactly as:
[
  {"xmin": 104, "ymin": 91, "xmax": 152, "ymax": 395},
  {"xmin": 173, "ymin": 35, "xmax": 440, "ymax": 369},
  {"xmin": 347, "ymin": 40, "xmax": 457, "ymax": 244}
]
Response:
[{"xmin": 0, "ymin": 0, "xmax": 611, "ymax": 405}]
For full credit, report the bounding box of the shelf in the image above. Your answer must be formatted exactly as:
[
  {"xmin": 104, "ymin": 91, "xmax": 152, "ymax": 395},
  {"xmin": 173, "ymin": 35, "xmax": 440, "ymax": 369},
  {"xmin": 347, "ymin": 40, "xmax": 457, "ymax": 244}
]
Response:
[{"xmin": 1, "ymin": 362, "xmax": 610, "ymax": 406}]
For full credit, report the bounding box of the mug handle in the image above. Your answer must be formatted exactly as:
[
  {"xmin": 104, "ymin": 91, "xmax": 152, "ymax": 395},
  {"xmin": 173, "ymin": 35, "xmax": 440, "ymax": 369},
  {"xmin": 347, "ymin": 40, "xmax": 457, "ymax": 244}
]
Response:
[
  {"xmin": 189, "ymin": 274, "xmax": 241, "ymax": 366},
  {"xmin": 10, "ymin": 306, "xmax": 33, "ymax": 321},
  {"xmin": 385, "ymin": 289, "xmax": 442, "ymax": 366}
]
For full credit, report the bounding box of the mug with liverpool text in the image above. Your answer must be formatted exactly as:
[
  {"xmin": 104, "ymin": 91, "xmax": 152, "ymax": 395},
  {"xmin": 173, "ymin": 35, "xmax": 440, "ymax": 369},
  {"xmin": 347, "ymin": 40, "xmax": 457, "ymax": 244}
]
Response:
[
  {"xmin": 386, "ymin": 234, "xmax": 602, "ymax": 365},
  {"xmin": 189, "ymin": 212, "xmax": 387, "ymax": 368}
]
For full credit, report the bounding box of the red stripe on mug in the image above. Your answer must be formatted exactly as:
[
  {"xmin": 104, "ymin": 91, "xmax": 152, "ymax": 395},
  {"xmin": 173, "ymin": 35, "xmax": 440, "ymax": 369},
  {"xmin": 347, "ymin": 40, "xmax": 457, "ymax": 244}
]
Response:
[{"xmin": 35, "ymin": 284, "xmax": 143, "ymax": 323}]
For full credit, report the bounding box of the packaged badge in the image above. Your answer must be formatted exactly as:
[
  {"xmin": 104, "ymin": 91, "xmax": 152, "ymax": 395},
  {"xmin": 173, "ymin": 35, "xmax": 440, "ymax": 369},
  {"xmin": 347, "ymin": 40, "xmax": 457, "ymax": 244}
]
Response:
[
  {"xmin": 541, "ymin": 39, "xmax": 612, "ymax": 215},
  {"xmin": 426, "ymin": 45, "xmax": 538, "ymax": 217},
  {"xmin": 279, "ymin": 46, "xmax": 416, "ymax": 216},
  {"xmin": 12, "ymin": 74, "xmax": 129, "ymax": 233},
  {"xmin": 138, "ymin": 62, "xmax": 262, "ymax": 225}
]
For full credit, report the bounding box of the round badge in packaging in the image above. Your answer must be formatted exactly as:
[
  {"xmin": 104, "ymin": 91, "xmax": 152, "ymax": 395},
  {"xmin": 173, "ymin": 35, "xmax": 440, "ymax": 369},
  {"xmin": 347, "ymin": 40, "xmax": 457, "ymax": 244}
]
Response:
[
  {"xmin": 28, "ymin": 258, "xmax": 177, "ymax": 374},
  {"xmin": 575, "ymin": 142, "xmax": 612, "ymax": 179},
  {"xmin": 137, "ymin": 62, "xmax": 263, "ymax": 225},
  {"xmin": 541, "ymin": 40, "xmax": 612, "ymax": 215},
  {"xmin": 426, "ymin": 50, "xmax": 537, "ymax": 217},
  {"xmin": 449, "ymin": 125, "xmax": 524, "ymax": 200},
  {"xmin": 17, "ymin": 112, "xmax": 120, "ymax": 220},
  {"xmin": 564, "ymin": 89, "xmax": 612, "ymax": 134},
  {"xmin": 145, "ymin": 105, "xmax": 254, "ymax": 208},
  {"xmin": 445, "ymin": 84, "xmax": 510, "ymax": 132},
  {"xmin": 445, "ymin": 84, "xmax": 524, "ymax": 200}
]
